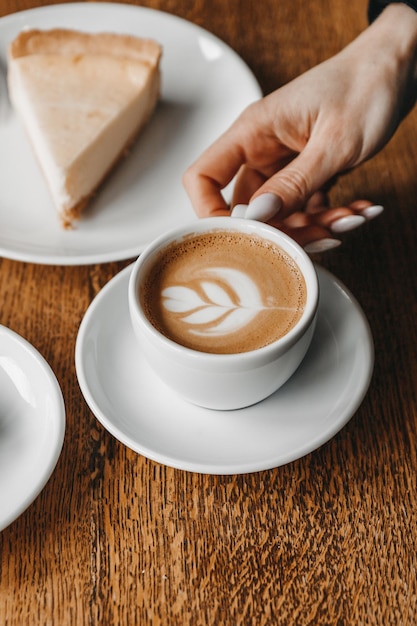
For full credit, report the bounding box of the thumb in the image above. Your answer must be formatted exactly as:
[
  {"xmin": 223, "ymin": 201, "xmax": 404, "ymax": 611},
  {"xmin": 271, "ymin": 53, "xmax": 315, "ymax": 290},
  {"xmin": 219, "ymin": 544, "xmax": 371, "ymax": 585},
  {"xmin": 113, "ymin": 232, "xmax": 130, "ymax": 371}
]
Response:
[{"xmin": 245, "ymin": 146, "xmax": 341, "ymax": 221}]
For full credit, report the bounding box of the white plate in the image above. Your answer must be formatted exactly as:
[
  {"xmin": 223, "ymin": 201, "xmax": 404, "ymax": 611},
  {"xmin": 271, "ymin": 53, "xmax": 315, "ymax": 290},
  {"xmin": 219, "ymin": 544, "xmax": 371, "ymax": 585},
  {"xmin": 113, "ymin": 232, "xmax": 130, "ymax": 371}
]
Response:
[
  {"xmin": 0, "ymin": 326, "xmax": 65, "ymax": 531},
  {"xmin": 0, "ymin": 3, "xmax": 261, "ymax": 265},
  {"xmin": 75, "ymin": 265, "xmax": 374, "ymax": 475}
]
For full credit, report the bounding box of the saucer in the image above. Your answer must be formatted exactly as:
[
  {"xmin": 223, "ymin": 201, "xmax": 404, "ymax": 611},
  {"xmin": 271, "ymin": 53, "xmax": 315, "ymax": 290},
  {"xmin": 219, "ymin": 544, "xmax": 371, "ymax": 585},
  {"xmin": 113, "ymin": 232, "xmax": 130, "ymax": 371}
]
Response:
[
  {"xmin": 75, "ymin": 265, "xmax": 374, "ymax": 474},
  {"xmin": 0, "ymin": 326, "xmax": 65, "ymax": 531}
]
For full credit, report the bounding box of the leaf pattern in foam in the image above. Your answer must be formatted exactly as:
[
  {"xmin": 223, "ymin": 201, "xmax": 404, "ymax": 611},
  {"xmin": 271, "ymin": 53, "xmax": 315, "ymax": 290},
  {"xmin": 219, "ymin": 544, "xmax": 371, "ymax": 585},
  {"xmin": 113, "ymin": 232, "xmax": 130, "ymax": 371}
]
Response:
[
  {"xmin": 199, "ymin": 281, "xmax": 235, "ymax": 307},
  {"xmin": 162, "ymin": 286, "xmax": 205, "ymax": 312},
  {"xmin": 161, "ymin": 268, "xmax": 265, "ymax": 337}
]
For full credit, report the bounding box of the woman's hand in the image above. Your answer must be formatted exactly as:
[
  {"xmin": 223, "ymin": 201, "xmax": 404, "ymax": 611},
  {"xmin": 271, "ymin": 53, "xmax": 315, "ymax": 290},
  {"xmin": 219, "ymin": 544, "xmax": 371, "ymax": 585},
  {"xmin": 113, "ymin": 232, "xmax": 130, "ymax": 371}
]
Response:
[
  {"xmin": 183, "ymin": 3, "xmax": 417, "ymax": 250},
  {"xmin": 231, "ymin": 193, "xmax": 383, "ymax": 253}
]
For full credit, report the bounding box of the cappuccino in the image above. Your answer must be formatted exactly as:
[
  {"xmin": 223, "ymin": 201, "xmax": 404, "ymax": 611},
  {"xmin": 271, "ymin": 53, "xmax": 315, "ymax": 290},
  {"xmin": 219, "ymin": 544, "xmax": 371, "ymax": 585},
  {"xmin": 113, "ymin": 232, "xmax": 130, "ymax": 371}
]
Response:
[{"xmin": 140, "ymin": 230, "xmax": 307, "ymax": 354}]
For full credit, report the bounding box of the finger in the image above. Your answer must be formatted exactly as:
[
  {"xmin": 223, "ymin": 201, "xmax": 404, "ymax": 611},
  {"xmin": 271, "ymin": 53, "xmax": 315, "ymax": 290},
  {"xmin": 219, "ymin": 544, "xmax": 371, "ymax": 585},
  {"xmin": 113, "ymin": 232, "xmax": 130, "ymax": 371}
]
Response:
[
  {"xmin": 183, "ymin": 103, "xmax": 273, "ymax": 217},
  {"xmin": 304, "ymin": 190, "xmax": 330, "ymax": 214},
  {"xmin": 280, "ymin": 212, "xmax": 312, "ymax": 228},
  {"xmin": 302, "ymin": 194, "xmax": 384, "ymax": 221},
  {"xmin": 347, "ymin": 199, "xmax": 384, "ymax": 220},
  {"xmin": 311, "ymin": 203, "xmax": 383, "ymax": 232},
  {"xmin": 276, "ymin": 223, "xmax": 341, "ymax": 252},
  {"xmin": 348, "ymin": 199, "xmax": 376, "ymax": 210},
  {"xmin": 232, "ymin": 154, "xmax": 297, "ymax": 208},
  {"xmin": 313, "ymin": 201, "xmax": 384, "ymax": 230},
  {"xmin": 272, "ymin": 206, "xmax": 364, "ymax": 234},
  {"xmin": 182, "ymin": 131, "xmax": 246, "ymax": 217},
  {"xmin": 314, "ymin": 207, "xmax": 365, "ymax": 230},
  {"xmin": 232, "ymin": 166, "xmax": 267, "ymax": 207},
  {"xmin": 245, "ymin": 142, "xmax": 346, "ymax": 221}
]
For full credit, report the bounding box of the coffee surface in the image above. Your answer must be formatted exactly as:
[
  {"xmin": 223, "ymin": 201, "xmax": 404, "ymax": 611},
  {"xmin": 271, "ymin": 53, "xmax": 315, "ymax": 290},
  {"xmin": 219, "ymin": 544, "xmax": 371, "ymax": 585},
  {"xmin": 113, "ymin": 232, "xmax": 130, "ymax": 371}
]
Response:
[{"xmin": 140, "ymin": 230, "xmax": 307, "ymax": 354}]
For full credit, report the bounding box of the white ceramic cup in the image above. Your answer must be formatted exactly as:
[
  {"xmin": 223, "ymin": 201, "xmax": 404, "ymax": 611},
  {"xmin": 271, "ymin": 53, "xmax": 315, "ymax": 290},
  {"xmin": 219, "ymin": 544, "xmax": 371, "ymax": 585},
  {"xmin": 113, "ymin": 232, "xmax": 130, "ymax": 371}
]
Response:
[{"xmin": 128, "ymin": 217, "xmax": 319, "ymax": 410}]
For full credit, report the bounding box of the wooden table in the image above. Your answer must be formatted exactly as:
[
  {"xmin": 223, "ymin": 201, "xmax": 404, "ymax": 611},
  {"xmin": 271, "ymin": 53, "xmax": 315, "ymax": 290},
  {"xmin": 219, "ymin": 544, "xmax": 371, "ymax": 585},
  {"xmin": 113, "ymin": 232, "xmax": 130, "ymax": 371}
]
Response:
[{"xmin": 1, "ymin": 0, "xmax": 416, "ymax": 623}]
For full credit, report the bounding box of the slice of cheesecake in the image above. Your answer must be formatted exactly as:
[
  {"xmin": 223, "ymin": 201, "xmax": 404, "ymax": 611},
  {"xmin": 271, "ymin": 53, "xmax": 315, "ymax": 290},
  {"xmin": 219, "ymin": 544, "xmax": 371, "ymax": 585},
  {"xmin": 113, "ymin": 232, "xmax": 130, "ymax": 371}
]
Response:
[{"xmin": 8, "ymin": 29, "xmax": 162, "ymax": 227}]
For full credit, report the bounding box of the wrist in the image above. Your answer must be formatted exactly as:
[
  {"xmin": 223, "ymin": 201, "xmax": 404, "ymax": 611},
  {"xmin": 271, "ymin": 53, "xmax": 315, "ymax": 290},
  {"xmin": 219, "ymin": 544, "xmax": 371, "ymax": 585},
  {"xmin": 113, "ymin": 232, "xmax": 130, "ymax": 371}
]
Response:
[
  {"xmin": 368, "ymin": 1, "xmax": 417, "ymax": 23},
  {"xmin": 349, "ymin": 4, "xmax": 417, "ymax": 117},
  {"xmin": 375, "ymin": 4, "xmax": 417, "ymax": 109}
]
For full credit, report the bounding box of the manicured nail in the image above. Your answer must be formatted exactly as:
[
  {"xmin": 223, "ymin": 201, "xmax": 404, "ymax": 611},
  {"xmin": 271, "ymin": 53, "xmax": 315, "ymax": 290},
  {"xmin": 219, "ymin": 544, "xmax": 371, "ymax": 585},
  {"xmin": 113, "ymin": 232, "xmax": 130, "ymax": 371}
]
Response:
[
  {"xmin": 231, "ymin": 204, "xmax": 248, "ymax": 218},
  {"xmin": 331, "ymin": 215, "xmax": 366, "ymax": 233},
  {"xmin": 245, "ymin": 193, "xmax": 281, "ymax": 222},
  {"xmin": 304, "ymin": 238, "xmax": 342, "ymax": 254},
  {"xmin": 362, "ymin": 204, "xmax": 384, "ymax": 220}
]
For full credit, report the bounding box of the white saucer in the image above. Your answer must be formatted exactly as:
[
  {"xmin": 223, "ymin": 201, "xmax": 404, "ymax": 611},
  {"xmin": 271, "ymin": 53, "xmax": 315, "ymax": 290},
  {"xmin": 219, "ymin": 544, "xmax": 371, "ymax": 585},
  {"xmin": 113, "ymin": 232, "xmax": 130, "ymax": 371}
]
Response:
[
  {"xmin": 0, "ymin": 326, "xmax": 65, "ymax": 531},
  {"xmin": 75, "ymin": 265, "xmax": 374, "ymax": 475},
  {"xmin": 0, "ymin": 3, "xmax": 261, "ymax": 265}
]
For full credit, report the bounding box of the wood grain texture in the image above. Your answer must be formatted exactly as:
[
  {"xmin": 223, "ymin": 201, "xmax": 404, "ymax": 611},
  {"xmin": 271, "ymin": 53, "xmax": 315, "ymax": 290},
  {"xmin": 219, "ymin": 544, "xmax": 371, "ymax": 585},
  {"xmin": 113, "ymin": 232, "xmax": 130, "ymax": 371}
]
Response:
[{"xmin": 1, "ymin": 0, "xmax": 417, "ymax": 624}]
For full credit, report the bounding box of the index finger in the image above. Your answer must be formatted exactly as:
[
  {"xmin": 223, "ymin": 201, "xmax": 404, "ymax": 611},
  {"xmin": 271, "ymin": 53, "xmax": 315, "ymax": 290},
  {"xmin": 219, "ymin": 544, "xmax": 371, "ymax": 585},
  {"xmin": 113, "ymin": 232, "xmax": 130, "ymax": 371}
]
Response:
[{"xmin": 182, "ymin": 126, "xmax": 247, "ymax": 217}]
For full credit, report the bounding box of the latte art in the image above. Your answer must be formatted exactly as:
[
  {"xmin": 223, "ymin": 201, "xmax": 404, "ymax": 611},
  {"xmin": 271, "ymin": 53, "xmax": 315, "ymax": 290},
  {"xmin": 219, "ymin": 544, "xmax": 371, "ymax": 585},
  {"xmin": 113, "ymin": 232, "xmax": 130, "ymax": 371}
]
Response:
[
  {"xmin": 140, "ymin": 230, "xmax": 307, "ymax": 354},
  {"xmin": 162, "ymin": 267, "xmax": 300, "ymax": 338}
]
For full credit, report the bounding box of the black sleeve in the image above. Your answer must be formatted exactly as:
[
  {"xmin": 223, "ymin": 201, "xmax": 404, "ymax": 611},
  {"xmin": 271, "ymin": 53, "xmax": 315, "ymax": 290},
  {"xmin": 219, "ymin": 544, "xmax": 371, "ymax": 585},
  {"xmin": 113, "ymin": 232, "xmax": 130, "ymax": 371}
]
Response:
[{"xmin": 368, "ymin": 0, "xmax": 417, "ymax": 22}]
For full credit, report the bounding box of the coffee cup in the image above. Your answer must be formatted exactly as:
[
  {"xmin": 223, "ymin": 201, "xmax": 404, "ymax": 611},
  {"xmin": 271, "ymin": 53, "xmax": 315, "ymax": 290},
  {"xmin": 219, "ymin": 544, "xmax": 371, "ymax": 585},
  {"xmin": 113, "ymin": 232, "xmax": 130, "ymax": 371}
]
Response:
[{"xmin": 128, "ymin": 217, "xmax": 319, "ymax": 410}]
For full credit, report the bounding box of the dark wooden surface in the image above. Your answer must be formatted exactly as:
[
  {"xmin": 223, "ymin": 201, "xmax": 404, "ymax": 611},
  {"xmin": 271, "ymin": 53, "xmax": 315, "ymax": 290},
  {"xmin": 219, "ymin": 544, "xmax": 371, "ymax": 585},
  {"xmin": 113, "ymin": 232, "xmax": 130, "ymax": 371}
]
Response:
[{"xmin": 1, "ymin": 0, "xmax": 417, "ymax": 624}]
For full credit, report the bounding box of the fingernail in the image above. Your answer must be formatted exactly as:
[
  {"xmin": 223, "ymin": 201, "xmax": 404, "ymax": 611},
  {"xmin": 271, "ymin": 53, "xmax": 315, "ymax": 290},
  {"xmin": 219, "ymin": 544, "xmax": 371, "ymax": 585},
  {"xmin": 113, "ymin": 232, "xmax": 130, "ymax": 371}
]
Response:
[
  {"xmin": 304, "ymin": 238, "xmax": 342, "ymax": 254},
  {"xmin": 362, "ymin": 204, "xmax": 384, "ymax": 220},
  {"xmin": 331, "ymin": 215, "xmax": 366, "ymax": 233},
  {"xmin": 231, "ymin": 204, "xmax": 248, "ymax": 218},
  {"xmin": 245, "ymin": 193, "xmax": 281, "ymax": 222}
]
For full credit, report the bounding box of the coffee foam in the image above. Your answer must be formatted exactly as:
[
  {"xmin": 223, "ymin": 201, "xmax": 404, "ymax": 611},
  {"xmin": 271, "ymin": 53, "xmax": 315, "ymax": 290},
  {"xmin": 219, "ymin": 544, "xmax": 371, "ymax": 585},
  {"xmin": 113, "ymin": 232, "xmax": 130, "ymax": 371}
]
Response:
[{"xmin": 141, "ymin": 230, "xmax": 306, "ymax": 354}]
